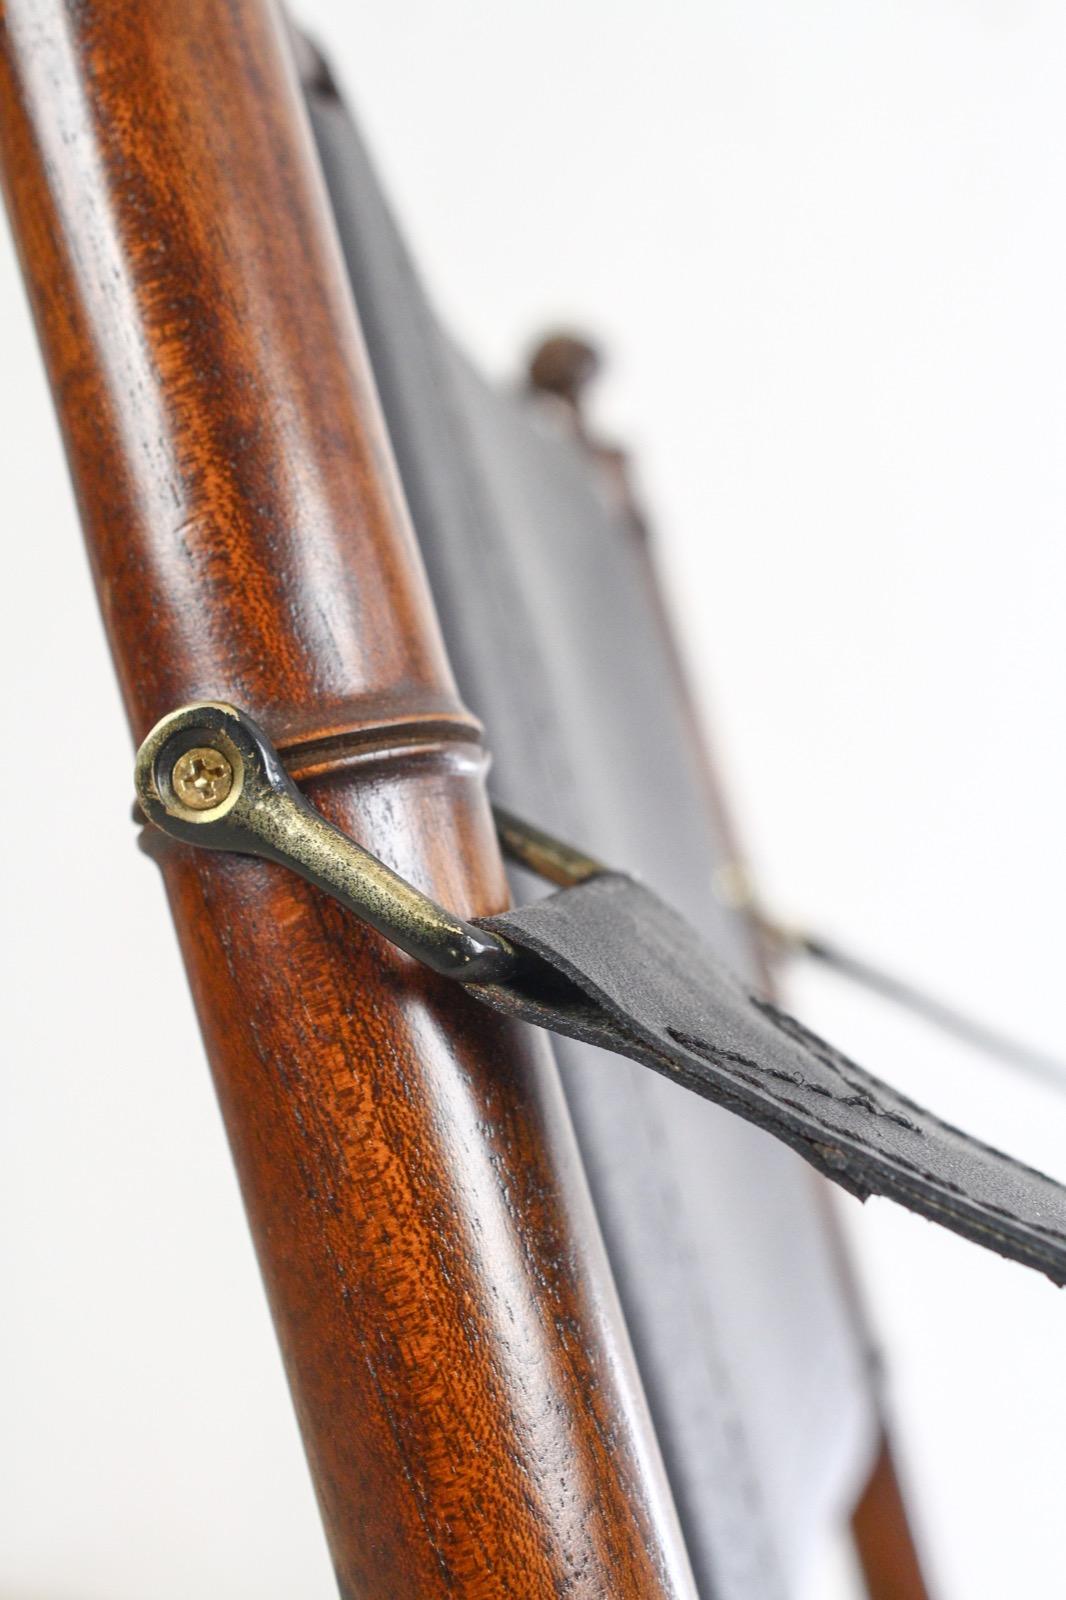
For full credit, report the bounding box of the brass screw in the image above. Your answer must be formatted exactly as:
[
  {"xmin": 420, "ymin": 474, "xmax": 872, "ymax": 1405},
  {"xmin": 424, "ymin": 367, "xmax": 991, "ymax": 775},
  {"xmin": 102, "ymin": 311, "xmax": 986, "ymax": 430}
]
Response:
[{"xmin": 171, "ymin": 746, "xmax": 234, "ymax": 810}]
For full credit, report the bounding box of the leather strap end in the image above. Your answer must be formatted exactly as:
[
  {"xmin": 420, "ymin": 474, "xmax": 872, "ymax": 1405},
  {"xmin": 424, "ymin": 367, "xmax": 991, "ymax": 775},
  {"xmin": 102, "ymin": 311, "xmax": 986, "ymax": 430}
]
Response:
[{"xmin": 471, "ymin": 872, "xmax": 1066, "ymax": 1286}]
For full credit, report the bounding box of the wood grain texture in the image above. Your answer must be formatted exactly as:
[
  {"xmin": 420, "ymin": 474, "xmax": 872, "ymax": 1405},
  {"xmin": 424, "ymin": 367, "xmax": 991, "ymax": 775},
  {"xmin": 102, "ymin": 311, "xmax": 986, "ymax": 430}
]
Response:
[{"xmin": 0, "ymin": 2, "xmax": 692, "ymax": 1593}]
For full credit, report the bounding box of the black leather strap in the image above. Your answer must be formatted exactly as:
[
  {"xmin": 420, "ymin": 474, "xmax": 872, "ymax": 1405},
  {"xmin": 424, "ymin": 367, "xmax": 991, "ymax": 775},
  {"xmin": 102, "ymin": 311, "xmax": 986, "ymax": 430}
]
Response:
[
  {"xmin": 471, "ymin": 871, "xmax": 1066, "ymax": 1285},
  {"xmin": 136, "ymin": 701, "xmax": 1066, "ymax": 1287}
]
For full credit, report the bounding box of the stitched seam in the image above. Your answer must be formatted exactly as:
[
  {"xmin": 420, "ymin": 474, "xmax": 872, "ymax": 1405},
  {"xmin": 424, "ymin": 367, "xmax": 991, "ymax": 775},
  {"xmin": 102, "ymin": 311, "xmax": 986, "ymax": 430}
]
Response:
[
  {"xmin": 747, "ymin": 1000, "xmax": 917, "ymax": 1121},
  {"xmin": 667, "ymin": 1028, "xmax": 918, "ymax": 1131},
  {"xmin": 751, "ymin": 995, "xmax": 1066, "ymax": 1188},
  {"xmin": 541, "ymin": 996, "xmax": 1066, "ymax": 1267}
]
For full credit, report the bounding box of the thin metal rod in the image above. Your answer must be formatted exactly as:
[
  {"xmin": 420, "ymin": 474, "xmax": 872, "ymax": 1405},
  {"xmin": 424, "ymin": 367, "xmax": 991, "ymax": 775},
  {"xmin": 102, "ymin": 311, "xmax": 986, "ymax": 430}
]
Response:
[
  {"xmin": 765, "ymin": 918, "xmax": 1066, "ymax": 1089},
  {"xmin": 492, "ymin": 805, "xmax": 607, "ymax": 887}
]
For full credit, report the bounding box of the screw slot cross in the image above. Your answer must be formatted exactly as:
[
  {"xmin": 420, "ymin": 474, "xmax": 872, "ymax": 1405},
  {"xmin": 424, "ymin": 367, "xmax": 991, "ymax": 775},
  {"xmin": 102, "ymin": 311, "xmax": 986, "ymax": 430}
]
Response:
[{"xmin": 171, "ymin": 746, "xmax": 235, "ymax": 810}]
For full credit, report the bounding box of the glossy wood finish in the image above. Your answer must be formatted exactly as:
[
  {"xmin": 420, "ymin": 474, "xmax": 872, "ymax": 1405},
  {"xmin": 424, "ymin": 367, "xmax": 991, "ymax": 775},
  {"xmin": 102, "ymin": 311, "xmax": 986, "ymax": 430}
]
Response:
[{"xmin": 0, "ymin": 3, "xmax": 692, "ymax": 1594}]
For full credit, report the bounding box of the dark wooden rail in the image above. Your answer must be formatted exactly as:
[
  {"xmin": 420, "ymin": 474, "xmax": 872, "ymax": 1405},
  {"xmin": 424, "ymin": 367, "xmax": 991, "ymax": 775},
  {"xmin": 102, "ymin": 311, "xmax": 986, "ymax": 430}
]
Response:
[{"xmin": 0, "ymin": 2, "xmax": 692, "ymax": 1593}]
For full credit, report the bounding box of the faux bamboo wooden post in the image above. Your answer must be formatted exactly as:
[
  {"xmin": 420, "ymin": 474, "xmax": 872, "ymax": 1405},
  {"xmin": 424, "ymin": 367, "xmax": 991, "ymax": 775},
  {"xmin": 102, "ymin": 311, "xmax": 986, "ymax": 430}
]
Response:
[{"xmin": 0, "ymin": 2, "xmax": 693, "ymax": 1593}]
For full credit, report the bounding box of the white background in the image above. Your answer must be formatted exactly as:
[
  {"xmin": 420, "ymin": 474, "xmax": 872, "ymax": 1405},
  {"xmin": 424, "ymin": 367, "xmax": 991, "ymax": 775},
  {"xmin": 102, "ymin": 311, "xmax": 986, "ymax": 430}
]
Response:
[{"xmin": 3, "ymin": 3, "xmax": 1065, "ymax": 1596}]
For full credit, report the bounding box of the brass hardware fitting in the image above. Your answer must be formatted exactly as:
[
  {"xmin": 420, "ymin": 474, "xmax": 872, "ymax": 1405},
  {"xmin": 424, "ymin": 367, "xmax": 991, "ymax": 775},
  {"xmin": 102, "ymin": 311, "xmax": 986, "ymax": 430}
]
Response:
[
  {"xmin": 171, "ymin": 746, "xmax": 234, "ymax": 810},
  {"xmin": 135, "ymin": 702, "xmax": 518, "ymax": 983}
]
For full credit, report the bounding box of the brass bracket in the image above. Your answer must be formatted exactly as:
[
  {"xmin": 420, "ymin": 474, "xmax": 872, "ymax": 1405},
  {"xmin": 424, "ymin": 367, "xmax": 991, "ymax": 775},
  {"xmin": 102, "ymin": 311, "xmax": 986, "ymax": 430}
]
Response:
[{"xmin": 135, "ymin": 702, "xmax": 525, "ymax": 983}]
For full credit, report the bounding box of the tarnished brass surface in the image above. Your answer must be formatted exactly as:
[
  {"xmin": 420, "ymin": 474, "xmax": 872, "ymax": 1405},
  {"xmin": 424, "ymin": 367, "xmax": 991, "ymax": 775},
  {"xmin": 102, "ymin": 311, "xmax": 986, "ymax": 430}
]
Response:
[
  {"xmin": 136, "ymin": 703, "xmax": 517, "ymax": 983},
  {"xmin": 493, "ymin": 806, "xmax": 606, "ymax": 888}
]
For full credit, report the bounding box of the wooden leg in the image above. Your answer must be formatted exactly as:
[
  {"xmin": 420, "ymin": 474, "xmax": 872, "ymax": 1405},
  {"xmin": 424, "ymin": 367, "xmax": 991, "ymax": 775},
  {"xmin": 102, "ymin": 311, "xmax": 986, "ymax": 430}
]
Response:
[{"xmin": 852, "ymin": 1440, "xmax": 930, "ymax": 1600}]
